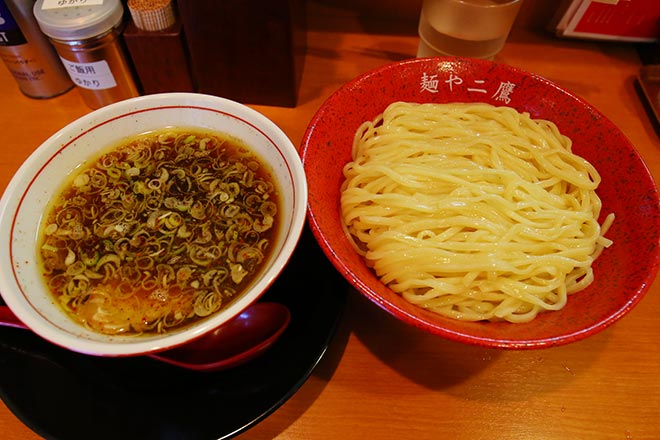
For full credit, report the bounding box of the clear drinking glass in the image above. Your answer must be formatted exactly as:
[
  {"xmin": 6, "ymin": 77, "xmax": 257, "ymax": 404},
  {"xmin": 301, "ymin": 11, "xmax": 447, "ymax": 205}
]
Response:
[{"xmin": 417, "ymin": 0, "xmax": 523, "ymax": 60}]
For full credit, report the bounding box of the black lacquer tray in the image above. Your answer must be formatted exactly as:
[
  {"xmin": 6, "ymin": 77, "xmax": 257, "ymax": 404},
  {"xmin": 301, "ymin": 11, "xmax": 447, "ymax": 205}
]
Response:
[{"xmin": 0, "ymin": 227, "xmax": 347, "ymax": 440}]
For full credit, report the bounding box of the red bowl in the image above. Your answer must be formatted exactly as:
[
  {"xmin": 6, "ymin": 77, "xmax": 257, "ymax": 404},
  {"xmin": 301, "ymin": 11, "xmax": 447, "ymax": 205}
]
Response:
[{"xmin": 301, "ymin": 57, "xmax": 660, "ymax": 349}]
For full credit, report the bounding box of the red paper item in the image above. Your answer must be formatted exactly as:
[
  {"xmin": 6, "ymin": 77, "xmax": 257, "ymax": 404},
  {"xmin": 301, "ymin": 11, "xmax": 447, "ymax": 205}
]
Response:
[{"xmin": 554, "ymin": 0, "xmax": 660, "ymax": 42}]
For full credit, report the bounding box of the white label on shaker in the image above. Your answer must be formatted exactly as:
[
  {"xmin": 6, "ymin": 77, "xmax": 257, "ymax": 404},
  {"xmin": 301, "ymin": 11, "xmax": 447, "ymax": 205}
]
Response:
[
  {"xmin": 41, "ymin": 0, "xmax": 104, "ymax": 10},
  {"xmin": 60, "ymin": 58, "xmax": 117, "ymax": 90}
]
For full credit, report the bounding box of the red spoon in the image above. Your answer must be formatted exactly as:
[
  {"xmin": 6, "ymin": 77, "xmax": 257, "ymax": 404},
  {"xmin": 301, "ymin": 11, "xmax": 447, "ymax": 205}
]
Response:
[{"xmin": 0, "ymin": 302, "xmax": 290, "ymax": 372}]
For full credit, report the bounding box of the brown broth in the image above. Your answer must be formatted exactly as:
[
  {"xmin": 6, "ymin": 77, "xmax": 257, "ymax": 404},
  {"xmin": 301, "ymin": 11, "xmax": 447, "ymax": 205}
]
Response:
[{"xmin": 38, "ymin": 128, "xmax": 281, "ymax": 336}]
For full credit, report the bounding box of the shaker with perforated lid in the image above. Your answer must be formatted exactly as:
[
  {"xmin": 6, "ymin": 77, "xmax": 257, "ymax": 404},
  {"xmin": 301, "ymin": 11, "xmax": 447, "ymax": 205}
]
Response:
[{"xmin": 33, "ymin": 0, "xmax": 139, "ymax": 109}]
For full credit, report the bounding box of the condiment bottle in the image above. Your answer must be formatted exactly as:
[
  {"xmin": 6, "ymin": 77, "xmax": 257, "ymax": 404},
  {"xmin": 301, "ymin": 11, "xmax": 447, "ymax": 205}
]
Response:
[
  {"xmin": 32, "ymin": 0, "xmax": 139, "ymax": 109},
  {"xmin": 0, "ymin": 0, "xmax": 73, "ymax": 98}
]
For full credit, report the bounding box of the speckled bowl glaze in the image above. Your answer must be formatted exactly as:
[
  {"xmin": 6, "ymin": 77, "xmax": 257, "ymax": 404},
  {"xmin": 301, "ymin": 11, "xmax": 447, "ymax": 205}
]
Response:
[
  {"xmin": 0, "ymin": 93, "xmax": 307, "ymax": 357},
  {"xmin": 301, "ymin": 57, "xmax": 660, "ymax": 349}
]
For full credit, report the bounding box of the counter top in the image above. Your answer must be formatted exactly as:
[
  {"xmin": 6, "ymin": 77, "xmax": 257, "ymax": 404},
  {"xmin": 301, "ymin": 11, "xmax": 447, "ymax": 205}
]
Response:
[{"xmin": 1, "ymin": 5, "xmax": 659, "ymax": 440}]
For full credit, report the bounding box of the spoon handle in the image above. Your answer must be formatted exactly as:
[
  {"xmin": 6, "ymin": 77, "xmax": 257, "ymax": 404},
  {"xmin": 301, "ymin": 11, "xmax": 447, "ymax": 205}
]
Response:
[{"xmin": 0, "ymin": 305, "xmax": 28, "ymax": 329}]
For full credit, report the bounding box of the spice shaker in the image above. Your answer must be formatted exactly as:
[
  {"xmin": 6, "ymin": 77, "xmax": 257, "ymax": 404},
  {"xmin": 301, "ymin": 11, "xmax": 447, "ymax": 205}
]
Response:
[
  {"xmin": 33, "ymin": 0, "xmax": 139, "ymax": 109},
  {"xmin": 0, "ymin": 0, "xmax": 73, "ymax": 98}
]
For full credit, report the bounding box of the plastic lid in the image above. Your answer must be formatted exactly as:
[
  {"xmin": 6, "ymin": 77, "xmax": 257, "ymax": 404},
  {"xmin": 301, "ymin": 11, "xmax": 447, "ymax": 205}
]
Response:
[{"xmin": 33, "ymin": 0, "xmax": 124, "ymax": 41}]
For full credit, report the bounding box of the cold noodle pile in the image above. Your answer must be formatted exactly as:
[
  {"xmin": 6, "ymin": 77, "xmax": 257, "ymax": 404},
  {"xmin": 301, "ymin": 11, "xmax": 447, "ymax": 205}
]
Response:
[{"xmin": 340, "ymin": 102, "xmax": 614, "ymax": 323}]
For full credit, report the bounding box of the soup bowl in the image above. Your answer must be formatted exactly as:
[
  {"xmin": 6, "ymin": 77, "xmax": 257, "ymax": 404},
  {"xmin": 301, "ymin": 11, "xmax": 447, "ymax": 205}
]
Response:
[
  {"xmin": 301, "ymin": 57, "xmax": 660, "ymax": 349},
  {"xmin": 0, "ymin": 92, "xmax": 307, "ymax": 357}
]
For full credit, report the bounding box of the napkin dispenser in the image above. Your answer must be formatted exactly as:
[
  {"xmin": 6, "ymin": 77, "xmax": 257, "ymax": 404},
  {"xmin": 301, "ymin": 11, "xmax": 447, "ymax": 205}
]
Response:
[{"xmin": 177, "ymin": 0, "xmax": 306, "ymax": 107}]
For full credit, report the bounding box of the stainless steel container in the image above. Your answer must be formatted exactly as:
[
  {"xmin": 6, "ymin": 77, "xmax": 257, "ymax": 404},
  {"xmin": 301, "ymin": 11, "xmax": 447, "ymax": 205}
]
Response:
[
  {"xmin": 0, "ymin": 0, "xmax": 73, "ymax": 98},
  {"xmin": 33, "ymin": 0, "xmax": 138, "ymax": 109}
]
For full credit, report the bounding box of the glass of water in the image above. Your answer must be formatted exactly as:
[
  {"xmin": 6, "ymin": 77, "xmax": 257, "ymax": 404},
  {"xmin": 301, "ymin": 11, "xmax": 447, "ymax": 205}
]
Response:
[{"xmin": 417, "ymin": 0, "xmax": 523, "ymax": 60}]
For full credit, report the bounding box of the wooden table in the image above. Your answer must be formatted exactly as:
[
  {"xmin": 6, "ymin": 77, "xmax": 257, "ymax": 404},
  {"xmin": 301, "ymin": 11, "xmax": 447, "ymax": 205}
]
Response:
[{"xmin": 2, "ymin": 4, "xmax": 660, "ymax": 440}]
